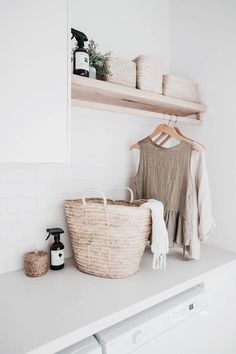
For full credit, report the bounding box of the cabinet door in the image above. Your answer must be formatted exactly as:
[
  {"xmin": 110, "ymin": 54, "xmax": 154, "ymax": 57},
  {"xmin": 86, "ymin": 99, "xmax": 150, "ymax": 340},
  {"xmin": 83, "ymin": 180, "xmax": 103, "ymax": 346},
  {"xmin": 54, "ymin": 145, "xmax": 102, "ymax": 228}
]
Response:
[{"xmin": 0, "ymin": 0, "xmax": 69, "ymax": 162}]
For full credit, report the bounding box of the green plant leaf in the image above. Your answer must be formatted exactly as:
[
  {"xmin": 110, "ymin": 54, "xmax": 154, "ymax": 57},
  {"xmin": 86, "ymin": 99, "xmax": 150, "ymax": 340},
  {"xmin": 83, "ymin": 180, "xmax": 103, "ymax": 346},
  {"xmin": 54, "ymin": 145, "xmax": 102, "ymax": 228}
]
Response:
[{"xmin": 87, "ymin": 39, "xmax": 111, "ymax": 80}]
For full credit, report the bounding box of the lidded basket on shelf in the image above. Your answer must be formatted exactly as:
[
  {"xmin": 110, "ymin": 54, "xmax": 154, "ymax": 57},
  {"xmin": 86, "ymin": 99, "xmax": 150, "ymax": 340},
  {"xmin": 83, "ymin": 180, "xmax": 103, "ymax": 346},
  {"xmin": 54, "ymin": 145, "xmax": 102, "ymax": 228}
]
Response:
[
  {"xmin": 163, "ymin": 74, "xmax": 201, "ymax": 103},
  {"xmin": 106, "ymin": 57, "xmax": 136, "ymax": 88},
  {"xmin": 133, "ymin": 55, "xmax": 163, "ymax": 93}
]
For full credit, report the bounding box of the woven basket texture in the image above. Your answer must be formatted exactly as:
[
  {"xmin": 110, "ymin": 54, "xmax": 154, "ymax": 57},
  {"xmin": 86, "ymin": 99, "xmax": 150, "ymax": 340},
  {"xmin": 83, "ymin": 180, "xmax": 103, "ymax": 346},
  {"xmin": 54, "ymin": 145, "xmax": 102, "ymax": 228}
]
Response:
[
  {"xmin": 133, "ymin": 55, "xmax": 163, "ymax": 93},
  {"xmin": 163, "ymin": 75, "xmax": 201, "ymax": 103},
  {"xmin": 106, "ymin": 57, "xmax": 136, "ymax": 88},
  {"xmin": 24, "ymin": 251, "xmax": 48, "ymax": 277},
  {"xmin": 64, "ymin": 198, "xmax": 151, "ymax": 279}
]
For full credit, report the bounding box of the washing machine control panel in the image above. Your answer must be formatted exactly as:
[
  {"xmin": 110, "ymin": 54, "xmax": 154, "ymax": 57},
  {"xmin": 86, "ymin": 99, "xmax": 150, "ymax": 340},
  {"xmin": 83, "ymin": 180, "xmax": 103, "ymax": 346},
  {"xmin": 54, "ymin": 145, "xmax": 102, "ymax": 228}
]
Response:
[{"xmin": 96, "ymin": 286, "xmax": 207, "ymax": 354}]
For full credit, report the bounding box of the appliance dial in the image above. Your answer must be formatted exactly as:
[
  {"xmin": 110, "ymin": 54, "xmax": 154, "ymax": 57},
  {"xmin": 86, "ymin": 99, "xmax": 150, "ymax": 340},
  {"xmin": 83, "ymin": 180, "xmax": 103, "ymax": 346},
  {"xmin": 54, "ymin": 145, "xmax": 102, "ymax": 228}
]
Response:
[{"xmin": 133, "ymin": 329, "xmax": 144, "ymax": 345}]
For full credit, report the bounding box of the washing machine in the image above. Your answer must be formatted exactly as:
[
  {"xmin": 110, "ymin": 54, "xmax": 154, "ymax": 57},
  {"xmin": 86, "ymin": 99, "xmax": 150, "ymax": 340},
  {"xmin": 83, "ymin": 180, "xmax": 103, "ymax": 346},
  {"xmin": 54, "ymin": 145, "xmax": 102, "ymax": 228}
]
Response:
[
  {"xmin": 95, "ymin": 286, "xmax": 207, "ymax": 354},
  {"xmin": 57, "ymin": 336, "xmax": 102, "ymax": 354}
]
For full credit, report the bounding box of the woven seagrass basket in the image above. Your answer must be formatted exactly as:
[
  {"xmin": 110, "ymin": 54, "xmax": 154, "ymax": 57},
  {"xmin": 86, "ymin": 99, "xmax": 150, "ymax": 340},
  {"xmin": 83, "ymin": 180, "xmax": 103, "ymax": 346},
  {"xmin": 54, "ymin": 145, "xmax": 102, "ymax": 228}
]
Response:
[
  {"xmin": 24, "ymin": 251, "xmax": 48, "ymax": 277},
  {"xmin": 133, "ymin": 55, "xmax": 163, "ymax": 93},
  {"xmin": 106, "ymin": 57, "xmax": 136, "ymax": 88},
  {"xmin": 163, "ymin": 75, "xmax": 201, "ymax": 103},
  {"xmin": 64, "ymin": 188, "xmax": 151, "ymax": 279}
]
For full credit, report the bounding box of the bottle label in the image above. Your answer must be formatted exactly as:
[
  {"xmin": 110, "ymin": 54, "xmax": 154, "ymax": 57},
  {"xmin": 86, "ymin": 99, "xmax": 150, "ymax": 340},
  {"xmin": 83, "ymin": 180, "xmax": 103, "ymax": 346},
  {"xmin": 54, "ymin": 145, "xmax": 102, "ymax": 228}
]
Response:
[
  {"xmin": 75, "ymin": 52, "xmax": 89, "ymax": 71},
  {"xmin": 51, "ymin": 250, "xmax": 64, "ymax": 266}
]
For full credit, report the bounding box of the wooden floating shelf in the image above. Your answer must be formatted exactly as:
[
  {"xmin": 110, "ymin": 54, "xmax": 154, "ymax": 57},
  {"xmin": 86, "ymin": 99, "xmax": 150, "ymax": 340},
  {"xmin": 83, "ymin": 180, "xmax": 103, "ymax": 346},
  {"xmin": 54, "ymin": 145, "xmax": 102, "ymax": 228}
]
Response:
[{"xmin": 71, "ymin": 75, "xmax": 206, "ymax": 125}]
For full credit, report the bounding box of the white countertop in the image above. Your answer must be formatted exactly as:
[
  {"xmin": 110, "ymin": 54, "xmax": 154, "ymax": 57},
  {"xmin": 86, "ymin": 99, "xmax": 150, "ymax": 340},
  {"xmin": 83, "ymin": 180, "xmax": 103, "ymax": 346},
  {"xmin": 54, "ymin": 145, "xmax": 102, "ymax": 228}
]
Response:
[{"xmin": 0, "ymin": 245, "xmax": 235, "ymax": 354}]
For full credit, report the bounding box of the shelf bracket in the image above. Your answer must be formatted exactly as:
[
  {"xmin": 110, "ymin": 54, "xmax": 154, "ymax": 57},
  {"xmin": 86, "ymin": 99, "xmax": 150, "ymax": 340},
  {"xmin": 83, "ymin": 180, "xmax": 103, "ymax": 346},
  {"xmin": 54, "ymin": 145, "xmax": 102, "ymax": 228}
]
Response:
[{"xmin": 197, "ymin": 112, "xmax": 204, "ymax": 122}]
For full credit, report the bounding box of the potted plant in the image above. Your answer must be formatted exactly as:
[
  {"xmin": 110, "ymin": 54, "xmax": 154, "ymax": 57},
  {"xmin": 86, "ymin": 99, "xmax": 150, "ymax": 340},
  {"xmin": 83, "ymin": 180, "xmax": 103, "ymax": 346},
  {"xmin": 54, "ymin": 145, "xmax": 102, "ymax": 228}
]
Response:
[{"xmin": 87, "ymin": 40, "xmax": 111, "ymax": 80}]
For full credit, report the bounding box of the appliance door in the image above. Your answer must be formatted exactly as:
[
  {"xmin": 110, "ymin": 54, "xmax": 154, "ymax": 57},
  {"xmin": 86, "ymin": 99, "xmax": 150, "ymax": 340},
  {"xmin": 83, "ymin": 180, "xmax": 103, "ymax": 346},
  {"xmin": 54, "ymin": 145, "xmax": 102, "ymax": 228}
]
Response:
[
  {"xmin": 57, "ymin": 336, "xmax": 102, "ymax": 354},
  {"xmin": 134, "ymin": 269, "xmax": 236, "ymax": 354},
  {"xmin": 96, "ymin": 286, "xmax": 208, "ymax": 354},
  {"xmin": 130, "ymin": 309, "xmax": 208, "ymax": 354}
]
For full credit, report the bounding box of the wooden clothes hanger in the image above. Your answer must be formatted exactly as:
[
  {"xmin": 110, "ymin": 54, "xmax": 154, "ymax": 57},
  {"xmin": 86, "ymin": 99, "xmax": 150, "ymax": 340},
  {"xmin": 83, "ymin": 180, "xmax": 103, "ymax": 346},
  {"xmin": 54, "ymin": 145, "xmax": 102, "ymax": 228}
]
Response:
[
  {"xmin": 130, "ymin": 116, "xmax": 202, "ymax": 151},
  {"xmin": 157, "ymin": 116, "xmax": 205, "ymax": 150}
]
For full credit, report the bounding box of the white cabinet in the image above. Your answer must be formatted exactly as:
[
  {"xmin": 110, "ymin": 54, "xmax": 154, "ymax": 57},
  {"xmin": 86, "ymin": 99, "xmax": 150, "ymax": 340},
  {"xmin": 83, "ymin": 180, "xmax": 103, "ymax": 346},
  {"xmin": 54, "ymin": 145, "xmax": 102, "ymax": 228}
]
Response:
[{"xmin": 0, "ymin": 0, "xmax": 69, "ymax": 162}]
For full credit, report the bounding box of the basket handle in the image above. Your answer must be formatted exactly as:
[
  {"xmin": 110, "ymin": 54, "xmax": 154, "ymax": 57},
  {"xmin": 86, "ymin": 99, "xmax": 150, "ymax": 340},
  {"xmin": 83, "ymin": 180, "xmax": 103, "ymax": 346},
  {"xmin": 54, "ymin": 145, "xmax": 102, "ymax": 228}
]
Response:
[
  {"xmin": 119, "ymin": 187, "xmax": 134, "ymax": 203},
  {"xmin": 82, "ymin": 187, "xmax": 134, "ymax": 205},
  {"xmin": 82, "ymin": 188, "xmax": 107, "ymax": 206}
]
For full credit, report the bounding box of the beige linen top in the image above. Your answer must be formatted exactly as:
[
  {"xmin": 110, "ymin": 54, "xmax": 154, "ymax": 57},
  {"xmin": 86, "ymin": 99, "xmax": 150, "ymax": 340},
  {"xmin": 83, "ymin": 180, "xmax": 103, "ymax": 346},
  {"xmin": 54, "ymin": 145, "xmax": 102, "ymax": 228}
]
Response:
[
  {"xmin": 132, "ymin": 137, "xmax": 215, "ymax": 259},
  {"xmin": 189, "ymin": 146, "xmax": 215, "ymax": 258}
]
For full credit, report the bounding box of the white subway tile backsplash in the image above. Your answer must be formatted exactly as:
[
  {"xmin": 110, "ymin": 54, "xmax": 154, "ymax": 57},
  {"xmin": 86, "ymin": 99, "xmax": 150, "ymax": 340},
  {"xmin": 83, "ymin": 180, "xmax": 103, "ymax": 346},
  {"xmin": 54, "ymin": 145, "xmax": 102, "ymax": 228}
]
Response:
[
  {"xmin": 7, "ymin": 168, "xmax": 39, "ymax": 183},
  {"xmin": 6, "ymin": 256, "xmax": 23, "ymax": 273},
  {"xmin": 17, "ymin": 182, "xmax": 41, "ymax": 197},
  {"xmin": 0, "ymin": 213, "xmax": 15, "ymax": 229},
  {"xmin": 37, "ymin": 195, "xmax": 64, "ymax": 210},
  {"xmin": 7, "ymin": 197, "xmax": 39, "ymax": 213},
  {"xmin": 16, "ymin": 237, "xmax": 46, "ymax": 255},
  {"xmin": 37, "ymin": 166, "xmax": 66, "ymax": 181},
  {"xmin": 0, "ymin": 241, "xmax": 18, "ymax": 258},
  {"xmin": 0, "ymin": 198, "xmax": 8, "ymax": 213},
  {"xmin": 0, "ymin": 183, "xmax": 18, "ymax": 197},
  {"xmin": 0, "ymin": 258, "xmax": 9, "ymax": 274}
]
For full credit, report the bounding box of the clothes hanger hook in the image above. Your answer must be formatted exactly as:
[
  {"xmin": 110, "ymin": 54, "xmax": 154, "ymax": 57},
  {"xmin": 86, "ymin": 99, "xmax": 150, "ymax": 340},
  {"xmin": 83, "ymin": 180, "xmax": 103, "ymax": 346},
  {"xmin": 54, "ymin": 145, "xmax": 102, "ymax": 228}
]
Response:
[
  {"xmin": 167, "ymin": 115, "xmax": 172, "ymax": 126},
  {"xmin": 174, "ymin": 115, "xmax": 178, "ymax": 127}
]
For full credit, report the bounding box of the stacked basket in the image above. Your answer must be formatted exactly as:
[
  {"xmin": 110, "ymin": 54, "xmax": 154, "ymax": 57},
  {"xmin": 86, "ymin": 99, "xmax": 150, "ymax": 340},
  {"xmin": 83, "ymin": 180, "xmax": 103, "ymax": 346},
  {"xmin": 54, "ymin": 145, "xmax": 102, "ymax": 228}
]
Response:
[
  {"xmin": 105, "ymin": 55, "xmax": 163, "ymax": 92},
  {"xmin": 133, "ymin": 55, "xmax": 163, "ymax": 94}
]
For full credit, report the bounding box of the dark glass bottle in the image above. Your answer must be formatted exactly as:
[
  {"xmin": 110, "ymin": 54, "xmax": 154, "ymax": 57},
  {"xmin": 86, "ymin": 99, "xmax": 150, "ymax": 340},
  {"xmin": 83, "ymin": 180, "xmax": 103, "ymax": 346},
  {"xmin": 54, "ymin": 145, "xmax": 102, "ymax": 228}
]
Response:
[
  {"xmin": 73, "ymin": 47, "xmax": 89, "ymax": 77},
  {"xmin": 50, "ymin": 235, "xmax": 64, "ymax": 270},
  {"xmin": 46, "ymin": 228, "xmax": 65, "ymax": 270}
]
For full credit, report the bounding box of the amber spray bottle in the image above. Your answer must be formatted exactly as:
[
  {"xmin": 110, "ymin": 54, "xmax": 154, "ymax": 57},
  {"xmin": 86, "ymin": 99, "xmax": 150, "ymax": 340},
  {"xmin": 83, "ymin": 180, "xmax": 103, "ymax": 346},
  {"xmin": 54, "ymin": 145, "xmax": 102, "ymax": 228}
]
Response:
[
  {"xmin": 71, "ymin": 28, "xmax": 89, "ymax": 77},
  {"xmin": 46, "ymin": 228, "xmax": 64, "ymax": 270}
]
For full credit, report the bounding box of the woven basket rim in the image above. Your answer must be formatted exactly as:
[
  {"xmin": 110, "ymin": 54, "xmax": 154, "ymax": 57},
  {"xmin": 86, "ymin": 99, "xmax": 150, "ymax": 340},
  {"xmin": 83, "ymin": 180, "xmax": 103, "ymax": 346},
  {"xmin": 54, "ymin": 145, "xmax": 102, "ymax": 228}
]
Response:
[
  {"xmin": 106, "ymin": 56, "xmax": 136, "ymax": 63},
  {"xmin": 133, "ymin": 55, "xmax": 161, "ymax": 62},
  {"xmin": 64, "ymin": 198, "xmax": 148, "ymax": 211}
]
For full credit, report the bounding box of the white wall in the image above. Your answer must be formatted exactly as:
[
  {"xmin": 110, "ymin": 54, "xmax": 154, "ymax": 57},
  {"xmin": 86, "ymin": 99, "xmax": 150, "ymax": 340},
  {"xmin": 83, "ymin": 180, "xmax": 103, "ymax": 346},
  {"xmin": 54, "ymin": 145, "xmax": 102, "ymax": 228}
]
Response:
[
  {"xmin": 170, "ymin": 0, "xmax": 236, "ymax": 253},
  {"xmin": 71, "ymin": 0, "xmax": 170, "ymax": 72},
  {"xmin": 0, "ymin": 0, "xmax": 170, "ymax": 273}
]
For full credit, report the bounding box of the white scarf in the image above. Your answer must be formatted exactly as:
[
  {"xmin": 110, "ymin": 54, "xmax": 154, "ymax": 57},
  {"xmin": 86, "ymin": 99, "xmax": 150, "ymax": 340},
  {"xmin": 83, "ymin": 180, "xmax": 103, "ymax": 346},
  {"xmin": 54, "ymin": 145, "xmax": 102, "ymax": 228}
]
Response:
[{"xmin": 141, "ymin": 199, "xmax": 169, "ymax": 270}]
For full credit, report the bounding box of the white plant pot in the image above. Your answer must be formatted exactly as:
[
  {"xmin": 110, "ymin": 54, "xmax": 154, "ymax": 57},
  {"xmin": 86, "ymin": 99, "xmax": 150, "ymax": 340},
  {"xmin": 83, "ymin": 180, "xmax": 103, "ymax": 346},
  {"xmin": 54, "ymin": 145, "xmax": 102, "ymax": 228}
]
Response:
[{"xmin": 89, "ymin": 66, "xmax": 96, "ymax": 79}]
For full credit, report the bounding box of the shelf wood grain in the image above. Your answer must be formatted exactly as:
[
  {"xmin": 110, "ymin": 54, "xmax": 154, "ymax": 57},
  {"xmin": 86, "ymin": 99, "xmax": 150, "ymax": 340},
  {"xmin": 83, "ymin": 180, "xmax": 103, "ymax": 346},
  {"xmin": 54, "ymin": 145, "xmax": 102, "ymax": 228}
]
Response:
[{"xmin": 71, "ymin": 75, "xmax": 206, "ymax": 125}]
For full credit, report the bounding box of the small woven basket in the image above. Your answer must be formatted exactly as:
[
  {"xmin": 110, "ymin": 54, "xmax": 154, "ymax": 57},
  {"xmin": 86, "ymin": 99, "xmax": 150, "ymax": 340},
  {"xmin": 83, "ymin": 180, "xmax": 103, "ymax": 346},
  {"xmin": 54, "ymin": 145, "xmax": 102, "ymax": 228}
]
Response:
[
  {"xmin": 163, "ymin": 74, "xmax": 201, "ymax": 103},
  {"xmin": 106, "ymin": 57, "xmax": 136, "ymax": 88},
  {"xmin": 64, "ymin": 188, "xmax": 151, "ymax": 279},
  {"xmin": 24, "ymin": 251, "xmax": 48, "ymax": 277},
  {"xmin": 133, "ymin": 55, "xmax": 163, "ymax": 93}
]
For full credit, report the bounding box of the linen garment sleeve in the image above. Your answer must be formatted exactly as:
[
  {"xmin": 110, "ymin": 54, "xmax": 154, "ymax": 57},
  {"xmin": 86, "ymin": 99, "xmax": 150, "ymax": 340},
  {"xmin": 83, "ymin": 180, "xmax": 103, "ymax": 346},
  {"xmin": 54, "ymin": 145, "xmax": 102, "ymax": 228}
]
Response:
[{"xmin": 191, "ymin": 149, "xmax": 216, "ymax": 241}]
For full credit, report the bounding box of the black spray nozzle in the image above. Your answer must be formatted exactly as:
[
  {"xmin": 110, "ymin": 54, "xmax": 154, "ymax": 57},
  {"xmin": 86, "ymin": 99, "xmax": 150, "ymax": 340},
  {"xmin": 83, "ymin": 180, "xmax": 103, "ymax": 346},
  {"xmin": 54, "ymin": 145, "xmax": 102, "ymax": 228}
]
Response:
[
  {"xmin": 46, "ymin": 228, "xmax": 64, "ymax": 241},
  {"xmin": 71, "ymin": 28, "xmax": 88, "ymax": 48}
]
